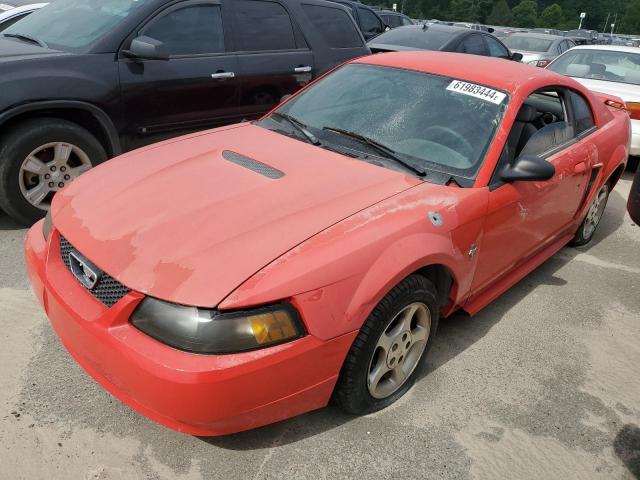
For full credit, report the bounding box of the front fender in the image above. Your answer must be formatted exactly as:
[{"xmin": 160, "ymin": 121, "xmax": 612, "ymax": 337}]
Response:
[{"xmin": 220, "ymin": 184, "xmax": 487, "ymax": 340}]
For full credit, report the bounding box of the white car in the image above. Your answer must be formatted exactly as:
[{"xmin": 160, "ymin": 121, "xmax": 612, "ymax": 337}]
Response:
[
  {"xmin": 0, "ymin": 3, "xmax": 46, "ymax": 32},
  {"xmin": 548, "ymin": 45, "xmax": 640, "ymax": 159}
]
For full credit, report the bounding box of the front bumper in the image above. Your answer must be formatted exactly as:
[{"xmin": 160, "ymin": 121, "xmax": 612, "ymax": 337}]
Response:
[{"xmin": 24, "ymin": 223, "xmax": 356, "ymax": 436}]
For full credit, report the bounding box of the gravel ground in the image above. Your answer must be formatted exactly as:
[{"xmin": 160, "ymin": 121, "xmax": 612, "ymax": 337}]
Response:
[{"xmin": 0, "ymin": 173, "xmax": 639, "ymax": 480}]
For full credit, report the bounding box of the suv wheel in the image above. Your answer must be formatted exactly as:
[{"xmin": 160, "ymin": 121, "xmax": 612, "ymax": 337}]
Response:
[{"xmin": 0, "ymin": 118, "xmax": 107, "ymax": 225}]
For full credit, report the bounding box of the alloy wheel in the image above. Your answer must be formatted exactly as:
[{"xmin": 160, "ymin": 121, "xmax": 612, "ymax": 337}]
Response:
[
  {"xmin": 583, "ymin": 186, "xmax": 608, "ymax": 240},
  {"xmin": 19, "ymin": 142, "xmax": 92, "ymax": 210},
  {"xmin": 367, "ymin": 302, "xmax": 431, "ymax": 399}
]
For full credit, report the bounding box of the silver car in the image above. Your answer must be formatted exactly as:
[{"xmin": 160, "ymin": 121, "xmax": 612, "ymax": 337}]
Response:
[{"xmin": 503, "ymin": 32, "xmax": 575, "ymax": 68}]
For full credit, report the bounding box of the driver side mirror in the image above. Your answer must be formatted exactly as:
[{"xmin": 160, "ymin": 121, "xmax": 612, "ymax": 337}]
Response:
[
  {"xmin": 384, "ymin": 25, "xmax": 391, "ymax": 32},
  {"xmin": 510, "ymin": 52, "xmax": 523, "ymax": 62},
  {"xmin": 500, "ymin": 155, "xmax": 555, "ymax": 183},
  {"xmin": 123, "ymin": 36, "xmax": 169, "ymax": 61}
]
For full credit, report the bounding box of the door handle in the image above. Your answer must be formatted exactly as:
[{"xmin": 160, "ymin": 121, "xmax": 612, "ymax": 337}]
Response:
[
  {"xmin": 574, "ymin": 161, "xmax": 587, "ymax": 174},
  {"xmin": 294, "ymin": 66, "xmax": 312, "ymax": 73},
  {"xmin": 211, "ymin": 71, "xmax": 235, "ymax": 79}
]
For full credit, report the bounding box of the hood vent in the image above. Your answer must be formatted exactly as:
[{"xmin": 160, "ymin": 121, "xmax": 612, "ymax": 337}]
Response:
[{"xmin": 222, "ymin": 151, "xmax": 284, "ymax": 179}]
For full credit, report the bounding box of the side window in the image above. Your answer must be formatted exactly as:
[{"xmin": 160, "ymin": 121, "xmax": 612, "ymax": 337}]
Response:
[
  {"xmin": 234, "ymin": 0, "xmax": 296, "ymax": 51},
  {"xmin": 401, "ymin": 16, "xmax": 413, "ymax": 26},
  {"xmin": 143, "ymin": 4, "xmax": 224, "ymax": 56},
  {"xmin": 388, "ymin": 15, "xmax": 402, "ymax": 28},
  {"xmin": 459, "ymin": 34, "xmax": 487, "ymax": 56},
  {"xmin": 499, "ymin": 91, "xmax": 573, "ymax": 167},
  {"xmin": 568, "ymin": 90, "xmax": 595, "ymax": 134},
  {"xmin": 358, "ymin": 7, "xmax": 383, "ymax": 36},
  {"xmin": 485, "ymin": 36, "xmax": 510, "ymax": 58},
  {"xmin": 302, "ymin": 4, "xmax": 363, "ymax": 48}
]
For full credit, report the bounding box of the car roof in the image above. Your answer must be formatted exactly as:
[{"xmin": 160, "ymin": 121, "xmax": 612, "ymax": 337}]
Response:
[
  {"xmin": 509, "ymin": 32, "xmax": 564, "ymax": 40},
  {"xmin": 367, "ymin": 24, "xmax": 469, "ymax": 51},
  {"xmin": 569, "ymin": 45, "xmax": 640, "ymax": 55},
  {"xmin": 355, "ymin": 51, "xmax": 569, "ymax": 94}
]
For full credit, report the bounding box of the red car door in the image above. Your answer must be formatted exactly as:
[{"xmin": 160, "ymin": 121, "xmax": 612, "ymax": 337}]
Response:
[{"xmin": 469, "ymin": 89, "xmax": 593, "ymax": 296}]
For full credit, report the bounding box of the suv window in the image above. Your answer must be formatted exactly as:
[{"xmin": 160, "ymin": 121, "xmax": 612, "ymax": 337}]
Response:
[
  {"xmin": 568, "ymin": 90, "xmax": 595, "ymax": 134},
  {"xmin": 459, "ymin": 34, "xmax": 486, "ymax": 55},
  {"xmin": 143, "ymin": 4, "xmax": 224, "ymax": 55},
  {"xmin": 302, "ymin": 4, "xmax": 362, "ymax": 48},
  {"xmin": 358, "ymin": 7, "xmax": 382, "ymax": 36},
  {"xmin": 485, "ymin": 35, "xmax": 509, "ymax": 58},
  {"xmin": 234, "ymin": 0, "xmax": 296, "ymax": 51}
]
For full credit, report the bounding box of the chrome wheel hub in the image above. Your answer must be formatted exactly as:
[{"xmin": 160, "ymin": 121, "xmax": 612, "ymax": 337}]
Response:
[
  {"xmin": 583, "ymin": 187, "xmax": 608, "ymax": 240},
  {"xmin": 19, "ymin": 142, "xmax": 92, "ymax": 210},
  {"xmin": 367, "ymin": 302, "xmax": 431, "ymax": 399}
]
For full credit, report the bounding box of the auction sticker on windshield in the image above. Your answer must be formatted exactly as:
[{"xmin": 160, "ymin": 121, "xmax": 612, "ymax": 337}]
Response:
[{"xmin": 446, "ymin": 81, "xmax": 506, "ymax": 105}]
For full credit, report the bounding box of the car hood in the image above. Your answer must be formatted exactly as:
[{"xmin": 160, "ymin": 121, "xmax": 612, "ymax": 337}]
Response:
[
  {"xmin": 568, "ymin": 77, "xmax": 640, "ymax": 102},
  {"xmin": 53, "ymin": 123, "xmax": 420, "ymax": 308},
  {"xmin": 0, "ymin": 37, "xmax": 63, "ymax": 61}
]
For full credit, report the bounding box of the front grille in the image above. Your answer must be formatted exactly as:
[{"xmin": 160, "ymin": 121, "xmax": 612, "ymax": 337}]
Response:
[{"xmin": 59, "ymin": 236, "xmax": 130, "ymax": 308}]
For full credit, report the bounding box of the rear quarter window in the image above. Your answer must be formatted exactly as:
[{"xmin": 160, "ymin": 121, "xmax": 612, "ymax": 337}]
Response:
[
  {"xmin": 302, "ymin": 4, "xmax": 363, "ymax": 48},
  {"xmin": 568, "ymin": 90, "xmax": 595, "ymax": 134}
]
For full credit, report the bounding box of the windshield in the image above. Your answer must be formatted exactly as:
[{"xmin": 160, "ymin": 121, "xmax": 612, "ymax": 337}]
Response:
[
  {"xmin": 272, "ymin": 64, "xmax": 507, "ymax": 180},
  {"xmin": 3, "ymin": 0, "xmax": 151, "ymax": 51},
  {"xmin": 549, "ymin": 49, "xmax": 640, "ymax": 85},
  {"xmin": 503, "ymin": 36, "xmax": 554, "ymax": 52}
]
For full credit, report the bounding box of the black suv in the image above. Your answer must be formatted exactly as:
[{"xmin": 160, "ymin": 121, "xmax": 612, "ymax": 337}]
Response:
[{"xmin": 0, "ymin": 0, "xmax": 370, "ymax": 224}]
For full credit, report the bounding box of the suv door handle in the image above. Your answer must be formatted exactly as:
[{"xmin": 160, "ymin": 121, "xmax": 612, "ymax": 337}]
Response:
[
  {"xmin": 211, "ymin": 72, "xmax": 235, "ymax": 79},
  {"xmin": 294, "ymin": 66, "xmax": 312, "ymax": 73}
]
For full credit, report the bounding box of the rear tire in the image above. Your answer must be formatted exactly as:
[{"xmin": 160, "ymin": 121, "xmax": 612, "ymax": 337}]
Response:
[
  {"xmin": 570, "ymin": 184, "xmax": 609, "ymax": 247},
  {"xmin": 332, "ymin": 275, "xmax": 439, "ymax": 415},
  {"xmin": 0, "ymin": 118, "xmax": 106, "ymax": 226}
]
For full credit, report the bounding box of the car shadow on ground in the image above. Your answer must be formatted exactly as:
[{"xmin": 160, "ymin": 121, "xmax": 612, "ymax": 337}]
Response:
[{"xmin": 614, "ymin": 424, "xmax": 640, "ymax": 478}]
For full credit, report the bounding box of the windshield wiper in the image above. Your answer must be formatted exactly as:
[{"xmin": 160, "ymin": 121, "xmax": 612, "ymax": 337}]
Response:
[
  {"xmin": 3, "ymin": 33, "xmax": 48, "ymax": 48},
  {"xmin": 270, "ymin": 112, "xmax": 320, "ymax": 145},
  {"xmin": 322, "ymin": 127, "xmax": 426, "ymax": 177}
]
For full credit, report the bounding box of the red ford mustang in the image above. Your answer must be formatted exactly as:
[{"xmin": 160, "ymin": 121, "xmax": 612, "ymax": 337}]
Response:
[{"xmin": 24, "ymin": 52, "xmax": 630, "ymax": 436}]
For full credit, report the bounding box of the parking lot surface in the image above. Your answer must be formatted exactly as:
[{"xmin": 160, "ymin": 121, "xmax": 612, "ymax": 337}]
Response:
[{"xmin": 1, "ymin": 174, "xmax": 639, "ymax": 480}]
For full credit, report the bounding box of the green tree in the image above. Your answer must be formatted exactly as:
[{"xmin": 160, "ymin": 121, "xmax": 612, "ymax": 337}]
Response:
[
  {"xmin": 512, "ymin": 0, "xmax": 538, "ymax": 27},
  {"xmin": 450, "ymin": 0, "xmax": 481, "ymax": 22},
  {"xmin": 538, "ymin": 3, "xmax": 563, "ymax": 28},
  {"xmin": 623, "ymin": 0, "xmax": 640, "ymax": 34},
  {"xmin": 487, "ymin": 0, "xmax": 515, "ymax": 25}
]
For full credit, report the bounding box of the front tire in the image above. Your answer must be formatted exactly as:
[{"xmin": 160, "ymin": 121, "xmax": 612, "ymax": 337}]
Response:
[
  {"xmin": 0, "ymin": 118, "xmax": 106, "ymax": 226},
  {"xmin": 333, "ymin": 275, "xmax": 440, "ymax": 415},
  {"xmin": 570, "ymin": 184, "xmax": 609, "ymax": 247}
]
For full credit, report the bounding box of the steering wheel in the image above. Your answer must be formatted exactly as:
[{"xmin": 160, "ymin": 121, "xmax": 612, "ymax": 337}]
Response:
[{"xmin": 422, "ymin": 126, "xmax": 474, "ymax": 159}]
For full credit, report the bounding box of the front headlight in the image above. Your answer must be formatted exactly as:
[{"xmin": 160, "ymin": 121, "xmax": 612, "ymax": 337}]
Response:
[
  {"xmin": 42, "ymin": 210, "xmax": 53, "ymax": 240},
  {"xmin": 130, "ymin": 298, "xmax": 305, "ymax": 354}
]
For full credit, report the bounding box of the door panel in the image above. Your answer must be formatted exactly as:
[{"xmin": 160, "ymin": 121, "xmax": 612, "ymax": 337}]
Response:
[
  {"xmin": 118, "ymin": 1, "xmax": 241, "ymax": 150},
  {"xmin": 230, "ymin": 0, "xmax": 314, "ymax": 119},
  {"xmin": 235, "ymin": 51, "xmax": 314, "ymax": 119},
  {"xmin": 471, "ymin": 142, "xmax": 589, "ymax": 295}
]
